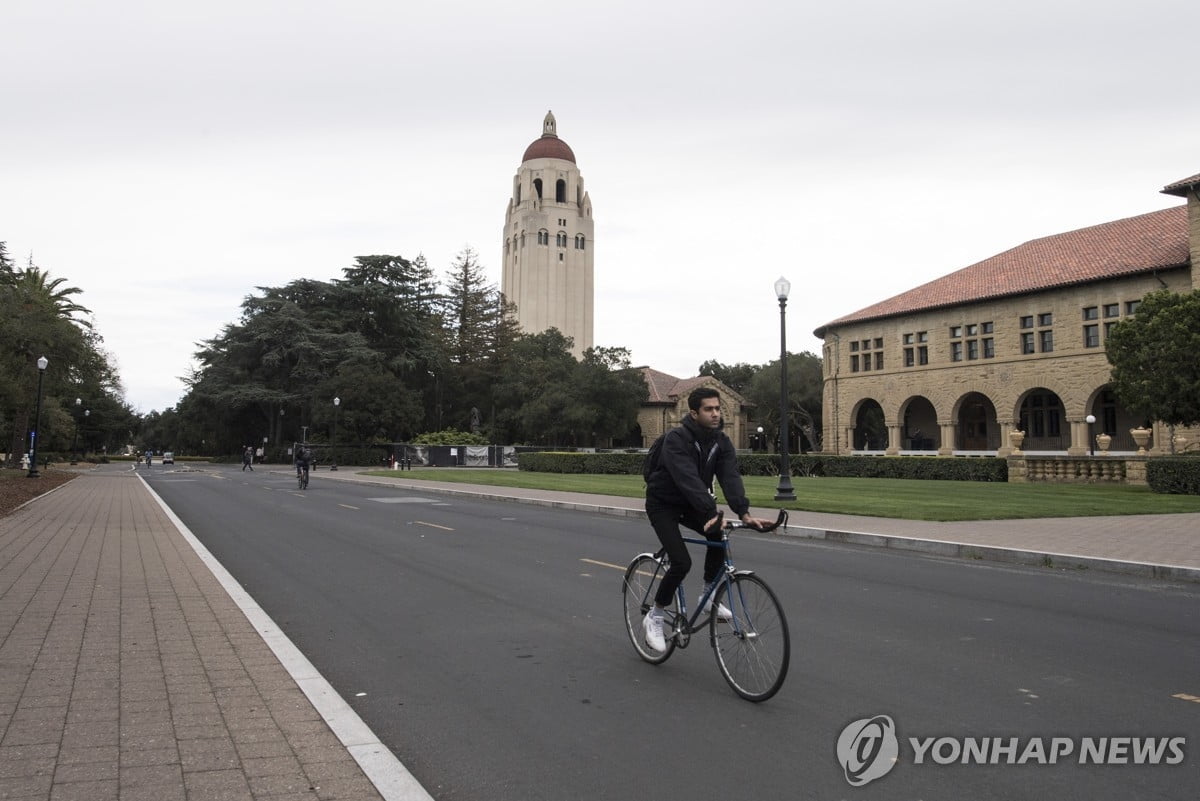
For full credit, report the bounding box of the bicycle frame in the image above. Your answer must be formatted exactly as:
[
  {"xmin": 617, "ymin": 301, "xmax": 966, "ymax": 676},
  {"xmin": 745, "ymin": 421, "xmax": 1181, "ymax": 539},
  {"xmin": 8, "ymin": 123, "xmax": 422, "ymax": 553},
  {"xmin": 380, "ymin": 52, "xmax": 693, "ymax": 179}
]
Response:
[
  {"xmin": 642, "ymin": 527, "xmax": 761, "ymax": 647},
  {"xmin": 624, "ymin": 509, "xmax": 790, "ymax": 700}
]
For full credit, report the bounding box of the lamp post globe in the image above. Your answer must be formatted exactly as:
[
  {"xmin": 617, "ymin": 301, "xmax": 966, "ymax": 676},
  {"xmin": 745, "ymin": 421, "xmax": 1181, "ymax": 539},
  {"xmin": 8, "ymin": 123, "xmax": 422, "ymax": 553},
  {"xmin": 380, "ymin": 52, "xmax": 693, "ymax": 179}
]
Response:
[
  {"xmin": 28, "ymin": 356, "xmax": 49, "ymax": 478},
  {"xmin": 331, "ymin": 396, "xmax": 341, "ymax": 470},
  {"xmin": 773, "ymin": 279, "xmax": 795, "ymax": 501},
  {"xmin": 71, "ymin": 398, "xmax": 82, "ymax": 465},
  {"xmin": 1085, "ymin": 414, "xmax": 1096, "ymax": 457}
]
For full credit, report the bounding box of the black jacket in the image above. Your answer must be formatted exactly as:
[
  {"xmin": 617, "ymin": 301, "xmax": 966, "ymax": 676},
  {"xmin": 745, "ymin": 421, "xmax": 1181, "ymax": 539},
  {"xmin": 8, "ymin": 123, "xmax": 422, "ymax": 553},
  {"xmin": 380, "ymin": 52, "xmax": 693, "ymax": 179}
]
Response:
[{"xmin": 645, "ymin": 416, "xmax": 750, "ymax": 519}]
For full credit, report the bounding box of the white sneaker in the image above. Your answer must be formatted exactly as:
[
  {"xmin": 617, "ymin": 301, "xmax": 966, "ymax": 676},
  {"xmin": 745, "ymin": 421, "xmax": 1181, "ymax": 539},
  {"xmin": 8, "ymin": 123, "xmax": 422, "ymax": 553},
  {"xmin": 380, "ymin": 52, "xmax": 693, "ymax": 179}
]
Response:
[
  {"xmin": 701, "ymin": 587, "xmax": 733, "ymax": 621},
  {"xmin": 642, "ymin": 611, "xmax": 667, "ymax": 653}
]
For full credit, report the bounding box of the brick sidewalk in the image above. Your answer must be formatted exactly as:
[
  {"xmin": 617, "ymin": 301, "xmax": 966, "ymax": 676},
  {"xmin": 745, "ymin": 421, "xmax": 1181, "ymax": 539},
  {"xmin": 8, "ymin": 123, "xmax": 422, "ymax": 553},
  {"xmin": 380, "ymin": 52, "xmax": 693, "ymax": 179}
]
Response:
[{"xmin": 0, "ymin": 472, "xmax": 390, "ymax": 801}]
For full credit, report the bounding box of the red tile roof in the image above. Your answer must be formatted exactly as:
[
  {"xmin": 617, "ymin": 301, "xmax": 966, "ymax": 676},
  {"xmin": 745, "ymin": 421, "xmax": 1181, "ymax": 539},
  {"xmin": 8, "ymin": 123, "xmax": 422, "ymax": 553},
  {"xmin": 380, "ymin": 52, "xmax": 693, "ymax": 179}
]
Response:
[
  {"xmin": 522, "ymin": 136, "xmax": 576, "ymax": 164},
  {"xmin": 1163, "ymin": 173, "xmax": 1200, "ymax": 197},
  {"xmin": 637, "ymin": 367, "xmax": 749, "ymax": 406},
  {"xmin": 814, "ymin": 204, "xmax": 1189, "ymax": 336}
]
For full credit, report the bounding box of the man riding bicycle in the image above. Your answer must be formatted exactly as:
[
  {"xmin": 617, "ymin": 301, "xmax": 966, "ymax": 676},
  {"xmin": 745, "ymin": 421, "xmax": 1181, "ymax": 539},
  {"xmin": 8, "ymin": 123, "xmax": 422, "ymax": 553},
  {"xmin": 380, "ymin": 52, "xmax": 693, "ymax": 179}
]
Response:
[
  {"xmin": 295, "ymin": 444, "xmax": 312, "ymax": 482},
  {"xmin": 642, "ymin": 386, "xmax": 773, "ymax": 653}
]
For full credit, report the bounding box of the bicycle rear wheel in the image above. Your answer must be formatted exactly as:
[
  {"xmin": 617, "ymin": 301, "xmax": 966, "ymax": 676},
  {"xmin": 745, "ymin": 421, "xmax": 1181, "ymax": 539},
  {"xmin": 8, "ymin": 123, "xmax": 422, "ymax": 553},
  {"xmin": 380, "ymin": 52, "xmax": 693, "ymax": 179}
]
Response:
[
  {"xmin": 622, "ymin": 554, "xmax": 676, "ymax": 664},
  {"xmin": 711, "ymin": 573, "xmax": 790, "ymax": 701}
]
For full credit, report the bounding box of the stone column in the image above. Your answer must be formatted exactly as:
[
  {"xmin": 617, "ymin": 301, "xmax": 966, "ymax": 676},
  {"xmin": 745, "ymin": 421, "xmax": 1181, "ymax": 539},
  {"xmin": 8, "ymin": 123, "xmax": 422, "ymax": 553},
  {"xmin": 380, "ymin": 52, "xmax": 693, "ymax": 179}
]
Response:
[
  {"xmin": 997, "ymin": 420, "xmax": 1014, "ymax": 457},
  {"xmin": 886, "ymin": 422, "xmax": 900, "ymax": 456},
  {"xmin": 937, "ymin": 421, "xmax": 956, "ymax": 456},
  {"xmin": 1067, "ymin": 419, "xmax": 1088, "ymax": 456}
]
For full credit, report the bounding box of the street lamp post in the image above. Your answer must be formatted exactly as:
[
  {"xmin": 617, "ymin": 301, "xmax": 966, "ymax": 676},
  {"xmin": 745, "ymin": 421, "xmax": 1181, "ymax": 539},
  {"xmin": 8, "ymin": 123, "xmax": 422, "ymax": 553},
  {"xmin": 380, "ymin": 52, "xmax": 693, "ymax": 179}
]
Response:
[
  {"xmin": 331, "ymin": 396, "xmax": 340, "ymax": 470},
  {"xmin": 28, "ymin": 356, "xmax": 49, "ymax": 478},
  {"xmin": 1086, "ymin": 414, "xmax": 1096, "ymax": 457},
  {"xmin": 71, "ymin": 397, "xmax": 82, "ymax": 465},
  {"xmin": 757, "ymin": 425, "xmax": 764, "ymax": 453},
  {"xmin": 773, "ymin": 278, "xmax": 796, "ymax": 501}
]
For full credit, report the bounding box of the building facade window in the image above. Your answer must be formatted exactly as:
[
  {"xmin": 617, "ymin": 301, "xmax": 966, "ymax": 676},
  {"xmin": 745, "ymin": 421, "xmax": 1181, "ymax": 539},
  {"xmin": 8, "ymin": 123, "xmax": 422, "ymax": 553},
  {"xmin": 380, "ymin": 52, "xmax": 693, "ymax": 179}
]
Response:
[
  {"xmin": 1083, "ymin": 324, "xmax": 1100, "ymax": 348},
  {"xmin": 1040, "ymin": 330, "xmax": 1054, "ymax": 353},
  {"xmin": 537, "ymin": 230, "xmax": 549, "ymax": 245},
  {"xmin": 1082, "ymin": 306, "xmax": 1098, "ymax": 321},
  {"xmin": 1021, "ymin": 332, "xmax": 1035, "ymax": 354},
  {"xmin": 950, "ymin": 321, "xmax": 992, "ymax": 361},
  {"xmin": 902, "ymin": 330, "xmax": 928, "ymax": 368}
]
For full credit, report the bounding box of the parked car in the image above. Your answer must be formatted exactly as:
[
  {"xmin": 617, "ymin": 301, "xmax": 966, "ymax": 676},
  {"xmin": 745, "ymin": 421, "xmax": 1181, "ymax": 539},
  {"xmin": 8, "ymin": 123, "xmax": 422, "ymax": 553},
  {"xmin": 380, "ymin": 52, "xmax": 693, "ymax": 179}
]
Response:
[{"xmin": 162, "ymin": 452, "xmax": 175, "ymax": 464}]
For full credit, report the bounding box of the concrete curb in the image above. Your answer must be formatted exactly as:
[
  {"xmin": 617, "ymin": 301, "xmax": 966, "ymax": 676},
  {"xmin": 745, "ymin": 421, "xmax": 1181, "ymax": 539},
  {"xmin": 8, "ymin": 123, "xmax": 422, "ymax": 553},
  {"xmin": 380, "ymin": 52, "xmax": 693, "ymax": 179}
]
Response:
[
  {"xmin": 785, "ymin": 525, "xmax": 1200, "ymax": 583},
  {"xmin": 141, "ymin": 475, "xmax": 436, "ymax": 801},
  {"xmin": 311, "ymin": 469, "xmax": 1200, "ymax": 584}
]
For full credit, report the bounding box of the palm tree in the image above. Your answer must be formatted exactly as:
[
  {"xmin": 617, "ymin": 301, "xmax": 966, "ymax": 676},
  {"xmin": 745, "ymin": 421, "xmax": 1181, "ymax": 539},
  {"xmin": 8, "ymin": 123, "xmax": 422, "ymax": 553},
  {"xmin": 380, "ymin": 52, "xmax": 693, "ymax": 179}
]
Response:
[{"xmin": 5, "ymin": 261, "xmax": 93, "ymax": 328}]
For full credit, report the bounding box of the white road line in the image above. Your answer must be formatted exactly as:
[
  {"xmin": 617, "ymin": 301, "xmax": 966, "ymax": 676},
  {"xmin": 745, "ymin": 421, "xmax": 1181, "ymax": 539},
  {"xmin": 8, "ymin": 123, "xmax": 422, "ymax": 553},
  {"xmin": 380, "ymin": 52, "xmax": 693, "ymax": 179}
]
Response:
[{"xmin": 141, "ymin": 477, "xmax": 435, "ymax": 801}]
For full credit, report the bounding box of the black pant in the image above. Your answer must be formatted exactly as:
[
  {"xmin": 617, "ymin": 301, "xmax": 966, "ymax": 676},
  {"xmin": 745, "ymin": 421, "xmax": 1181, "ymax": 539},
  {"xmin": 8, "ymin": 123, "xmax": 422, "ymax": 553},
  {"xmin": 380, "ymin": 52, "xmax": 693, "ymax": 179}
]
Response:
[{"xmin": 647, "ymin": 506, "xmax": 723, "ymax": 608}]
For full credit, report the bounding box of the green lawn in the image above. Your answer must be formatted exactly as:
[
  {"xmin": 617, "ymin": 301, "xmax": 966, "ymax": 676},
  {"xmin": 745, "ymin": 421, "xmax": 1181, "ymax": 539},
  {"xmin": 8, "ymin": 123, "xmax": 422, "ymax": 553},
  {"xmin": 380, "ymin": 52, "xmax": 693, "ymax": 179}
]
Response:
[{"xmin": 361, "ymin": 468, "xmax": 1200, "ymax": 521}]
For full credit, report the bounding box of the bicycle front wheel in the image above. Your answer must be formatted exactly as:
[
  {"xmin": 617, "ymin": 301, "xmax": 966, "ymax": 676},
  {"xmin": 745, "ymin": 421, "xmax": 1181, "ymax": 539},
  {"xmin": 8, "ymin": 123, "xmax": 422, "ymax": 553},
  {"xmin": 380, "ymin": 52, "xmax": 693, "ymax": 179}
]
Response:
[
  {"xmin": 622, "ymin": 554, "xmax": 676, "ymax": 664},
  {"xmin": 711, "ymin": 573, "xmax": 790, "ymax": 702}
]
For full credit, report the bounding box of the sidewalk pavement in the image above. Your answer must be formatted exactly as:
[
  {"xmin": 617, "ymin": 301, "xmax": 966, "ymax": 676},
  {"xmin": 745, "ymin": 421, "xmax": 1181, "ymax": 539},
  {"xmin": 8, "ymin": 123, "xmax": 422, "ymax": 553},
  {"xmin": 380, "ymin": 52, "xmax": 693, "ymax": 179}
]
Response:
[
  {"xmin": 2, "ymin": 466, "xmax": 1197, "ymax": 801},
  {"xmin": 0, "ymin": 469, "xmax": 428, "ymax": 801}
]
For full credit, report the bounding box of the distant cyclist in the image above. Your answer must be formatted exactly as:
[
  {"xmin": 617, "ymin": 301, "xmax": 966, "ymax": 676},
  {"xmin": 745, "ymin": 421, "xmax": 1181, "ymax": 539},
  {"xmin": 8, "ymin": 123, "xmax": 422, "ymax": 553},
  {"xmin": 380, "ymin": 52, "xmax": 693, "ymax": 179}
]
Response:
[
  {"xmin": 641, "ymin": 387, "xmax": 772, "ymax": 653},
  {"xmin": 295, "ymin": 444, "xmax": 313, "ymax": 482}
]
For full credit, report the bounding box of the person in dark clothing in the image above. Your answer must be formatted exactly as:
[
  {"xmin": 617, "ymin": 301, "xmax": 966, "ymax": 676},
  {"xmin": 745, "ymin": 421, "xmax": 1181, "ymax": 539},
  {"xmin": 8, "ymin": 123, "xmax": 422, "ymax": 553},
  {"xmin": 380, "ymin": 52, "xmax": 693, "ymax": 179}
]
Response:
[
  {"xmin": 242, "ymin": 446, "xmax": 254, "ymax": 471},
  {"xmin": 642, "ymin": 386, "xmax": 772, "ymax": 652}
]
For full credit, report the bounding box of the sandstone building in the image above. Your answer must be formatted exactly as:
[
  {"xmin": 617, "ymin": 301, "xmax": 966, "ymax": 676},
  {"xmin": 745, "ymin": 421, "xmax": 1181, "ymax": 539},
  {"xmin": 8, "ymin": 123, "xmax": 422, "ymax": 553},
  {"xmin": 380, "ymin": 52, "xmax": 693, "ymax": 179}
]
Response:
[
  {"xmin": 814, "ymin": 172, "xmax": 1200, "ymax": 457},
  {"xmin": 501, "ymin": 111, "xmax": 594, "ymax": 358},
  {"xmin": 633, "ymin": 367, "xmax": 752, "ymax": 449}
]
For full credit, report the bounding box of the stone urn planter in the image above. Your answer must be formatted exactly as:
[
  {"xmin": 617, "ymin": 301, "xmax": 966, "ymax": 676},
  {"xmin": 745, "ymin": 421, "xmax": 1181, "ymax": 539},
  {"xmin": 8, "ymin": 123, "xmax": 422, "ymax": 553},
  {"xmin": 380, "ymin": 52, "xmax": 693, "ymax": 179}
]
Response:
[
  {"xmin": 1095, "ymin": 433, "xmax": 1111, "ymax": 454},
  {"xmin": 1008, "ymin": 429, "xmax": 1025, "ymax": 454},
  {"xmin": 1130, "ymin": 426, "xmax": 1151, "ymax": 455}
]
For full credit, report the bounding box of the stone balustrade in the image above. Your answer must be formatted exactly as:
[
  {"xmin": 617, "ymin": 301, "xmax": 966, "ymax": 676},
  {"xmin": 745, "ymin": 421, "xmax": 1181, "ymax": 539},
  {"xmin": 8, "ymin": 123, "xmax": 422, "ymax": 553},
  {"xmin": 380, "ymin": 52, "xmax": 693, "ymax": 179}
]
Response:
[{"xmin": 1008, "ymin": 455, "xmax": 1148, "ymax": 485}]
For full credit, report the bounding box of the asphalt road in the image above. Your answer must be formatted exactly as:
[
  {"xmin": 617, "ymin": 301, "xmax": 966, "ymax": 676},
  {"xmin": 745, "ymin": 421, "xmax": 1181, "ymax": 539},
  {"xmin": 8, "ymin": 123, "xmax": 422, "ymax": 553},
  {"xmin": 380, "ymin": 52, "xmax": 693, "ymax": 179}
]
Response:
[{"xmin": 145, "ymin": 463, "xmax": 1200, "ymax": 801}]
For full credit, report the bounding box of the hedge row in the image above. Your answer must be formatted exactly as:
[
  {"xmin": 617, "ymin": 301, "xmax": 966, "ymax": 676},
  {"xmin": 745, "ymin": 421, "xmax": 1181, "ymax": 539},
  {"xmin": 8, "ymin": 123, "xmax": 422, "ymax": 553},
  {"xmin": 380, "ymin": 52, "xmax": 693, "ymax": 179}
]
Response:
[
  {"xmin": 1147, "ymin": 457, "xmax": 1200, "ymax": 495},
  {"xmin": 517, "ymin": 452, "xmax": 1008, "ymax": 482}
]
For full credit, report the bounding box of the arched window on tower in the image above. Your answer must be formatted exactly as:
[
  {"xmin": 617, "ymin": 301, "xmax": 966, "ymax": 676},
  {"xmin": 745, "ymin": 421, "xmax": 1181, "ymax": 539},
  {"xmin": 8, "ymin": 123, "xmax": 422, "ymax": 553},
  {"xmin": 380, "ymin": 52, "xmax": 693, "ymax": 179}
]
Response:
[
  {"xmin": 557, "ymin": 232, "xmax": 568, "ymax": 247},
  {"xmin": 575, "ymin": 235, "xmax": 585, "ymax": 250},
  {"xmin": 538, "ymin": 229, "xmax": 549, "ymax": 246},
  {"xmin": 515, "ymin": 184, "xmax": 521, "ymax": 204},
  {"xmin": 520, "ymin": 231, "xmax": 525, "ymax": 248},
  {"xmin": 533, "ymin": 178, "xmax": 543, "ymax": 199},
  {"xmin": 556, "ymin": 179, "xmax": 566, "ymax": 203}
]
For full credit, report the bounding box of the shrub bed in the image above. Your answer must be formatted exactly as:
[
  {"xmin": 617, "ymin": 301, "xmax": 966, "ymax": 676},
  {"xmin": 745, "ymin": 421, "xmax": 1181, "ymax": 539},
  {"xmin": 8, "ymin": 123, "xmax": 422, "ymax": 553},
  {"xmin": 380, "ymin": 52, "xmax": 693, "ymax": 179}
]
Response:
[{"xmin": 1147, "ymin": 457, "xmax": 1200, "ymax": 495}]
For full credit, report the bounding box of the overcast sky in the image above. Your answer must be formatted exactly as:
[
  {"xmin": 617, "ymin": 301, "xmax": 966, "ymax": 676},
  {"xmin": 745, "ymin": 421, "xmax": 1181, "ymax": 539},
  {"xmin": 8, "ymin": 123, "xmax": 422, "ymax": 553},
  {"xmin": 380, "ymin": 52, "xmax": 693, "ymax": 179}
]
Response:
[{"xmin": 3, "ymin": 0, "xmax": 1197, "ymax": 413}]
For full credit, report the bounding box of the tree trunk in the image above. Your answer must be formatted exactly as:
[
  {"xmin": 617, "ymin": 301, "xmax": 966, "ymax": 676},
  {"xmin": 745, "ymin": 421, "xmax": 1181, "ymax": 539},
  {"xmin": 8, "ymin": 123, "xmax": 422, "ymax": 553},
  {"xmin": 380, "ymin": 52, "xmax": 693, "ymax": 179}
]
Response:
[{"xmin": 6, "ymin": 406, "xmax": 30, "ymax": 468}]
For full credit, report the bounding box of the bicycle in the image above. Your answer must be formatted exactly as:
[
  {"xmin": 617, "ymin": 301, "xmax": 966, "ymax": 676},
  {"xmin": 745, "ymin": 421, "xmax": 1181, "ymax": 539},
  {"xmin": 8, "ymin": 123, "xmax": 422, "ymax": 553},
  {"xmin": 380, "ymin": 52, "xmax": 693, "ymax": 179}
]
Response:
[
  {"xmin": 296, "ymin": 462, "xmax": 309, "ymax": 490},
  {"xmin": 622, "ymin": 509, "xmax": 791, "ymax": 702}
]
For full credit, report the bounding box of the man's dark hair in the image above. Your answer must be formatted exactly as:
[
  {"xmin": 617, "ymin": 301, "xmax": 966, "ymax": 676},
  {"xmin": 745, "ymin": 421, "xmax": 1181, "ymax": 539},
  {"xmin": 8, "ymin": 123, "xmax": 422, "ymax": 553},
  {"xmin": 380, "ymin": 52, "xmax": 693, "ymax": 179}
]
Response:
[{"xmin": 688, "ymin": 386, "xmax": 721, "ymax": 411}]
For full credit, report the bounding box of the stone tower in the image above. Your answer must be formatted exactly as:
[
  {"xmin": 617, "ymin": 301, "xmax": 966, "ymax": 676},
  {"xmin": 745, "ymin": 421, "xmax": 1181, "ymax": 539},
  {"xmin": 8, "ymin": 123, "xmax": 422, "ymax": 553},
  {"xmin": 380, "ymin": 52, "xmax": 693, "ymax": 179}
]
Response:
[{"xmin": 501, "ymin": 111, "xmax": 594, "ymax": 357}]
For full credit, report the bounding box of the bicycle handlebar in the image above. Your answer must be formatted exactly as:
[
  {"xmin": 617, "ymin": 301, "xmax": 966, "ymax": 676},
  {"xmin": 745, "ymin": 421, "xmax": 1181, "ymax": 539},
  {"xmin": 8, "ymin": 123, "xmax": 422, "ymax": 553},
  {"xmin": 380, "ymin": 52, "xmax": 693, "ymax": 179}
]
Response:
[{"xmin": 721, "ymin": 509, "xmax": 788, "ymax": 533}]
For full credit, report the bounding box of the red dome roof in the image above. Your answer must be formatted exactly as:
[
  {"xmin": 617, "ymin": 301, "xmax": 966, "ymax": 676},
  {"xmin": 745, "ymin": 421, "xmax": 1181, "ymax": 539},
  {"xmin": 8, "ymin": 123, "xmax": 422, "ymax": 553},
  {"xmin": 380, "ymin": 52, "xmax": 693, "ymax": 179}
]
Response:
[{"xmin": 522, "ymin": 136, "xmax": 576, "ymax": 164}]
